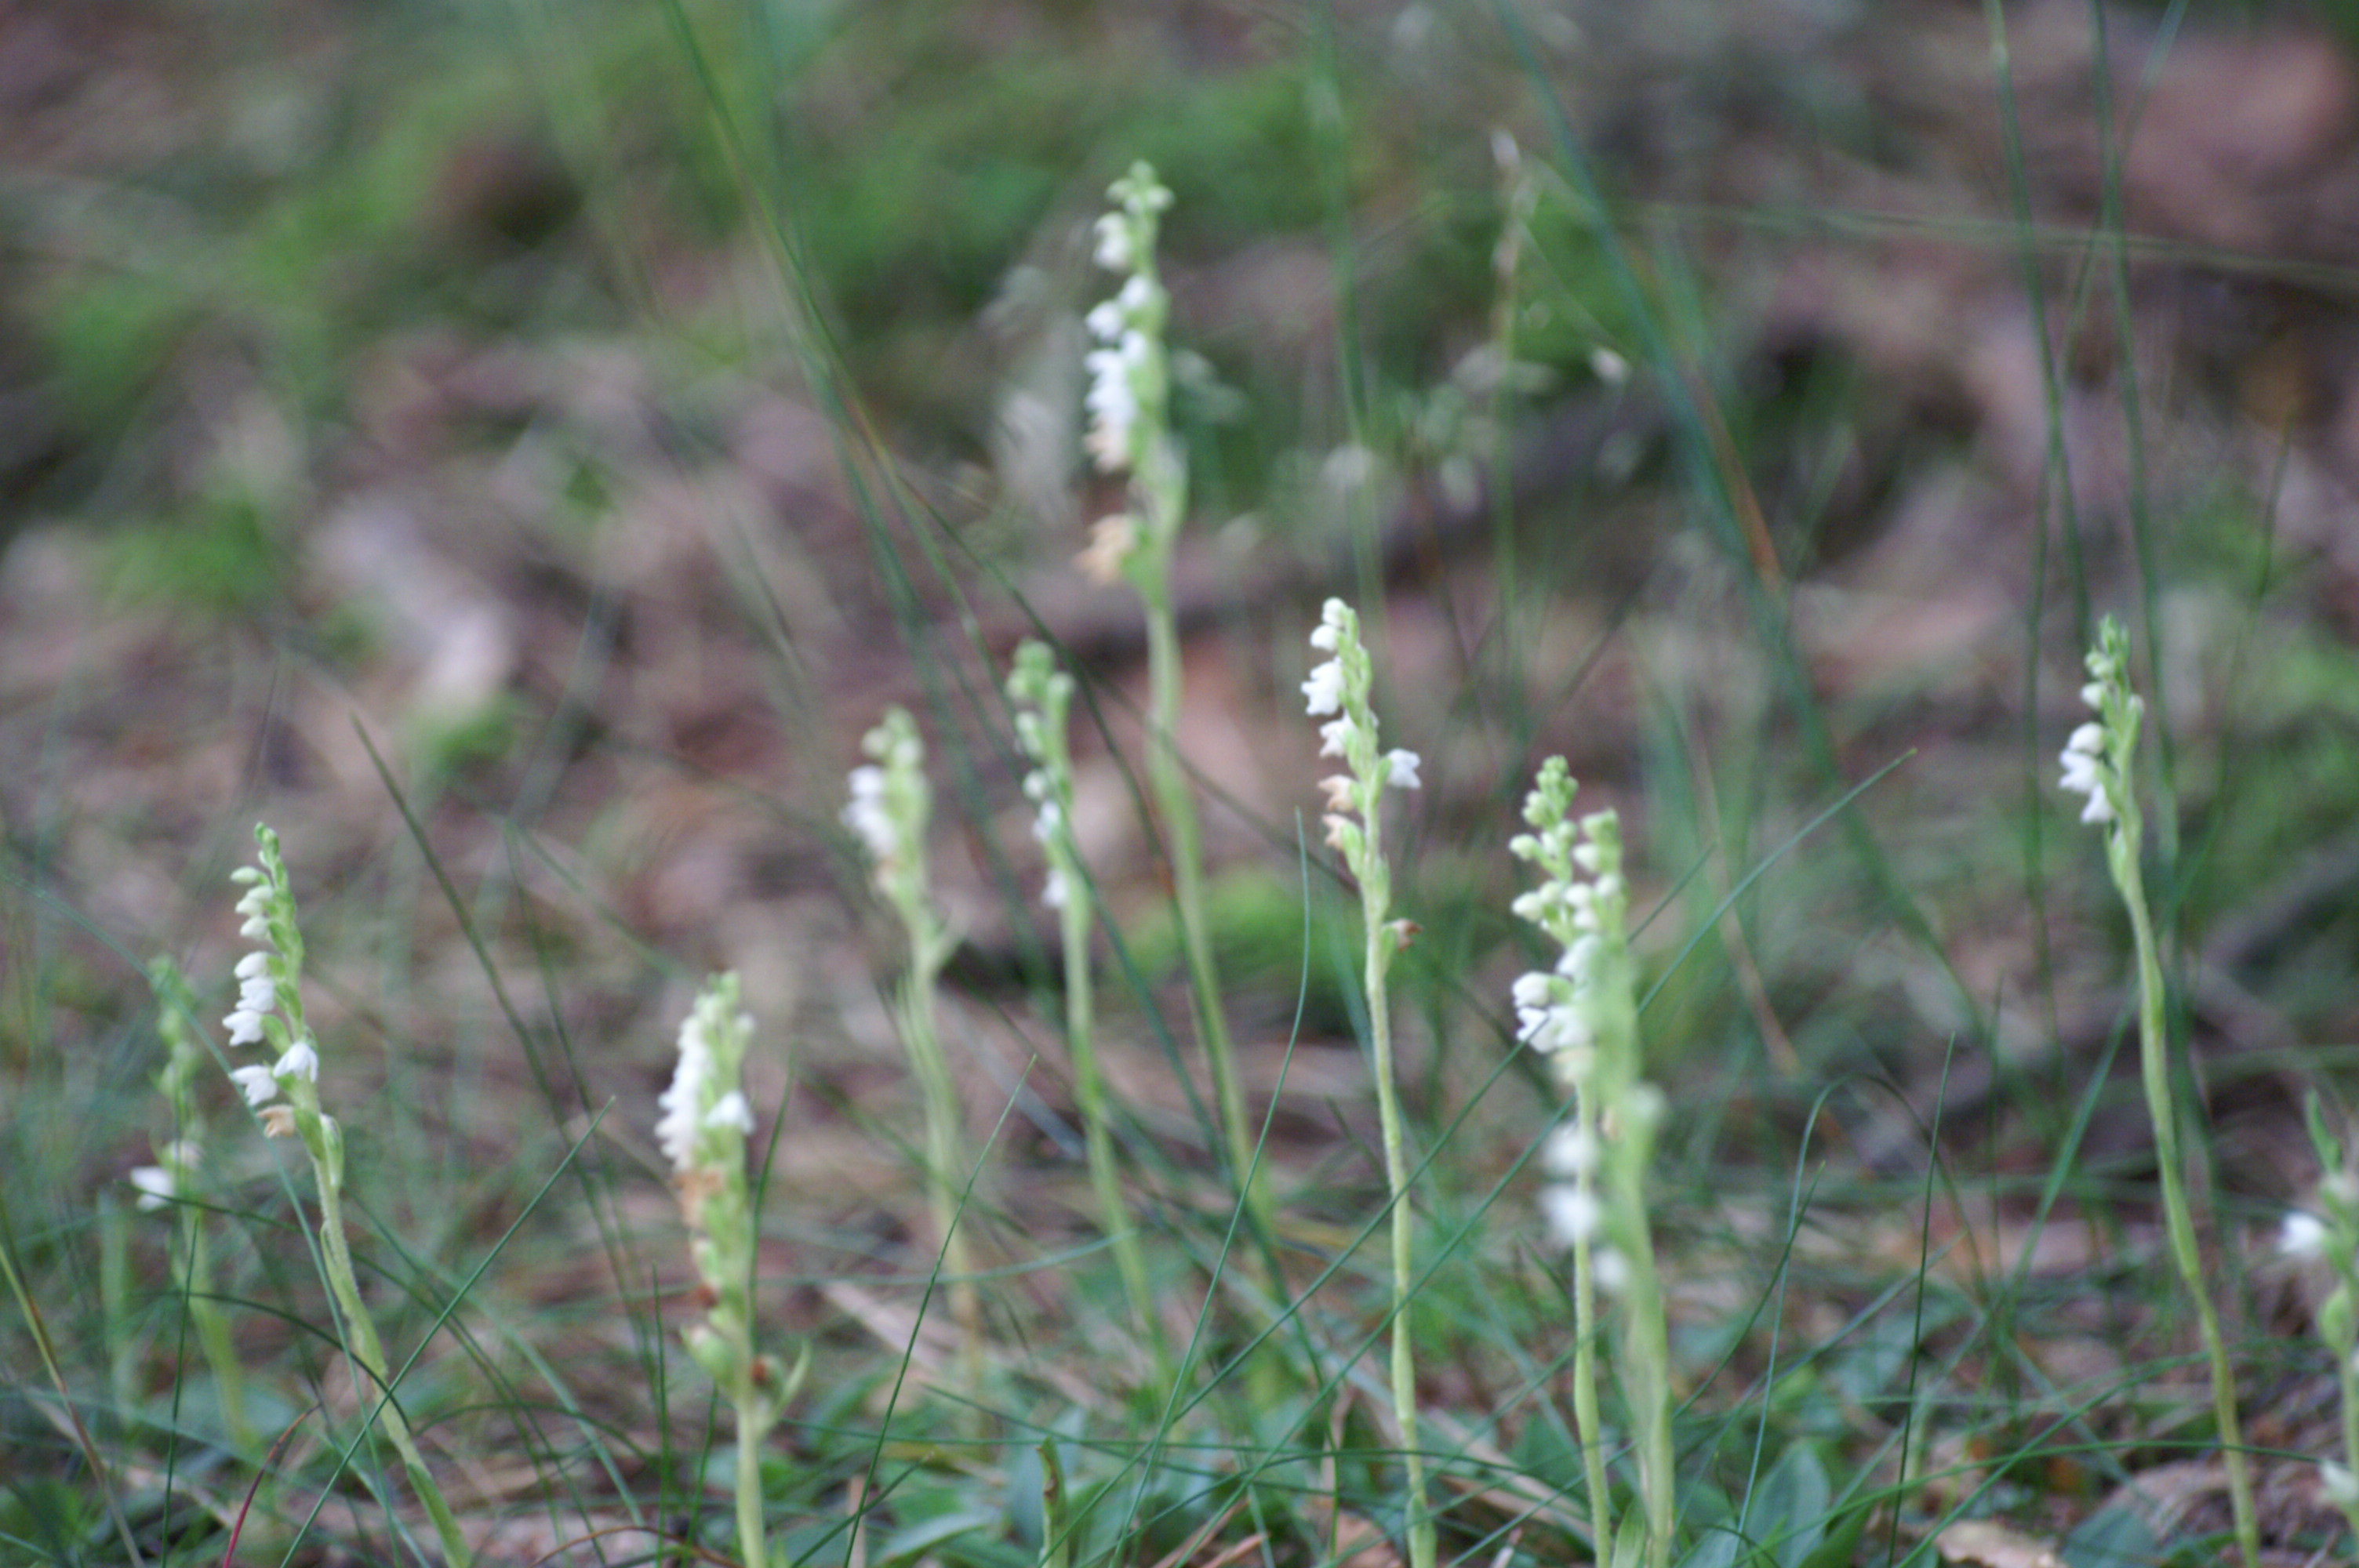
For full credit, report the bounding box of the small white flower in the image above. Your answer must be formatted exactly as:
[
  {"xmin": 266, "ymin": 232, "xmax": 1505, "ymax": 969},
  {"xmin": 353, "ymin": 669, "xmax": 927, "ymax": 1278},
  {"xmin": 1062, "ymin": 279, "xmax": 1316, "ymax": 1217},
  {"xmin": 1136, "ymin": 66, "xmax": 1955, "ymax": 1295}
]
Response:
[
  {"xmin": 1511, "ymin": 971, "xmax": 1554, "ymax": 1011},
  {"xmin": 1041, "ymin": 867, "xmax": 1069, "ymax": 910},
  {"xmin": 1318, "ymin": 714, "xmax": 1358, "ymax": 759},
  {"xmin": 1541, "ymin": 1185, "xmax": 1601, "ymax": 1246},
  {"xmin": 2080, "ymin": 680, "xmax": 2106, "ymax": 710},
  {"xmin": 844, "ymin": 766, "xmax": 896, "ymax": 861},
  {"xmin": 1302, "ymin": 659, "xmax": 1346, "ymax": 717},
  {"xmin": 706, "ymin": 1090, "xmax": 754, "ymax": 1135},
  {"xmin": 129, "ymin": 1165, "xmax": 179, "ymax": 1210},
  {"xmin": 1591, "ymin": 1247, "xmax": 1629, "ymax": 1294},
  {"xmin": 230, "ymin": 1065, "xmax": 280, "ymax": 1107},
  {"xmin": 224, "ymin": 1007, "xmax": 268, "ymax": 1047},
  {"xmin": 234, "ymin": 951, "xmax": 273, "ymax": 982},
  {"xmin": 2324, "ymin": 1461, "xmax": 2359, "ymax": 1508},
  {"xmin": 1085, "ymin": 299, "xmax": 1125, "ymax": 342},
  {"xmin": 1383, "ymin": 749, "xmax": 1422, "ymax": 790},
  {"xmin": 1558, "ymin": 935, "xmax": 1602, "ymax": 981},
  {"xmin": 1530, "ymin": 1005, "xmax": 1593, "ymax": 1054},
  {"xmin": 656, "ymin": 1036, "xmax": 713, "ymax": 1174},
  {"xmin": 274, "ymin": 1039, "xmax": 318, "ymax": 1083},
  {"xmin": 1082, "ymin": 349, "xmax": 1140, "ymax": 473},
  {"xmin": 236, "ymin": 973, "xmax": 277, "ymax": 1015},
  {"xmin": 2281, "ymin": 1210, "xmax": 2330, "ymax": 1259},
  {"xmin": 1092, "ymin": 212, "xmax": 1133, "ymax": 271},
  {"xmin": 1543, "ymin": 1124, "xmax": 1599, "ymax": 1178}
]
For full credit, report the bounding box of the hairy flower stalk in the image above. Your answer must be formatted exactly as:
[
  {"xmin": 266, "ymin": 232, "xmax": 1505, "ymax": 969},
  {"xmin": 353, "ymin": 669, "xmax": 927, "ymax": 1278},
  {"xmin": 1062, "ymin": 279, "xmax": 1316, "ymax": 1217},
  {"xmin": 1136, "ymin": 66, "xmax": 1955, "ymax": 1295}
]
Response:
[
  {"xmin": 2060, "ymin": 617, "xmax": 2259, "ymax": 1568},
  {"xmin": 133, "ymin": 957, "xmax": 255, "ymax": 1455},
  {"xmin": 224, "ymin": 825, "xmax": 471, "ymax": 1566},
  {"xmin": 845, "ymin": 709, "xmax": 981, "ymax": 1390},
  {"xmin": 1510, "ymin": 763, "xmax": 1671, "ymax": 1568},
  {"xmin": 1009, "ymin": 641, "xmax": 1165, "ymax": 1377},
  {"xmin": 1303, "ymin": 597, "xmax": 1434, "ymax": 1568},
  {"xmin": 660, "ymin": 974, "xmax": 805, "ymax": 1568},
  {"xmin": 1081, "ymin": 163, "xmax": 1267, "ymax": 1240}
]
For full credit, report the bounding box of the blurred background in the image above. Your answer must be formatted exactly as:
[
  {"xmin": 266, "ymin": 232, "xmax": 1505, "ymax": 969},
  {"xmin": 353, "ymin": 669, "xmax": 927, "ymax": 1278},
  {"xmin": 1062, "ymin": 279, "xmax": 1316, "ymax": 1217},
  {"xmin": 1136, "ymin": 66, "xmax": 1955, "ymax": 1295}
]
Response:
[{"xmin": 8, "ymin": 0, "xmax": 2359, "ymax": 1538}]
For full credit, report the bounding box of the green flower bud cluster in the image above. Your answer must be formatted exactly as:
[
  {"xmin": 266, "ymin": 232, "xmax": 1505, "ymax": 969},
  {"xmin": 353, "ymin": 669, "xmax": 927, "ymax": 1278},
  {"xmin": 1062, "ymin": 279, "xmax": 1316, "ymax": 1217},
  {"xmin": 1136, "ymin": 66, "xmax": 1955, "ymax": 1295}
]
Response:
[{"xmin": 1007, "ymin": 640, "xmax": 1081, "ymax": 914}]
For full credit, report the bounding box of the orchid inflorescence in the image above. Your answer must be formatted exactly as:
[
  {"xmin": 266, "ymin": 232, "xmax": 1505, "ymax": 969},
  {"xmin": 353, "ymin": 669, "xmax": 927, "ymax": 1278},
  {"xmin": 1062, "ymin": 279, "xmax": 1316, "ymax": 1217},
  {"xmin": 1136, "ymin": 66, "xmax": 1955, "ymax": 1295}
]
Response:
[
  {"xmin": 216, "ymin": 822, "xmax": 474, "ymax": 1563},
  {"xmin": 223, "ymin": 825, "xmax": 336, "ymax": 1167},
  {"xmin": 1509, "ymin": 760, "xmax": 1656, "ymax": 1263},
  {"xmin": 2057, "ymin": 616, "xmax": 2140, "ymax": 829},
  {"xmin": 1509, "ymin": 757, "xmax": 1672, "ymax": 1568},
  {"xmin": 129, "ymin": 960, "xmax": 209, "ymax": 1213},
  {"xmin": 1301, "ymin": 594, "xmax": 1435, "ymax": 1568},
  {"xmin": 1303, "ymin": 596, "xmax": 1423, "ymax": 882},
  {"xmin": 1008, "ymin": 640, "xmax": 1081, "ymax": 914},
  {"xmin": 2058, "ymin": 615, "xmax": 2261, "ymax": 1568},
  {"xmin": 659, "ymin": 974, "xmax": 803, "ymax": 1568},
  {"xmin": 1078, "ymin": 162, "xmax": 1179, "ymax": 592}
]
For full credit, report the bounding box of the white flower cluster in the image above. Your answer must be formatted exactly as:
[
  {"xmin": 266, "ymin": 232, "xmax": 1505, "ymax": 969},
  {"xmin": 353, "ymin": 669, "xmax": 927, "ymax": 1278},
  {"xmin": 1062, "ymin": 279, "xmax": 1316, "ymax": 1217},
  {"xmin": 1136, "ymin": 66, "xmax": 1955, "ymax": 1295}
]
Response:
[
  {"xmin": 1302, "ymin": 598, "xmax": 1421, "ymax": 873},
  {"xmin": 844, "ymin": 709, "xmax": 929, "ymax": 908},
  {"xmin": 656, "ymin": 975, "xmax": 757, "ymax": 1209},
  {"xmin": 2059, "ymin": 617, "xmax": 2142, "ymax": 829},
  {"xmin": 222, "ymin": 826, "xmax": 322, "ymax": 1140},
  {"xmin": 1082, "ymin": 165, "xmax": 1172, "ymax": 480},
  {"xmin": 1509, "ymin": 759, "xmax": 1658, "ymax": 1262},
  {"xmin": 1507, "ymin": 815, "xmax": 1623, "ymax": 1082},
  {"xmin": 656, "ymin": 972, "xmax": 801, "ymax": 1444},
  {"xmin": 1008, "ymin": 641, "xmax": 1081, "ymax": 913}
]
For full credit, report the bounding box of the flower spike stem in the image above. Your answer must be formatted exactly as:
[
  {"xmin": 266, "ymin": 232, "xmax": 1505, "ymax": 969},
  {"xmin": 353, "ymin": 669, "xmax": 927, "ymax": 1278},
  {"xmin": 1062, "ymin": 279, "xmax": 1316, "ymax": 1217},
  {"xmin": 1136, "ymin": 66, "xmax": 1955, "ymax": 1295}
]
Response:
[
  {"xmin": 2062, "ymin": 618, "xmax": 2259, "ymax": 1568},
  {"xmin": 1010, "ymin": 641, "xmax": 1167, "ymax": 1380},
  {"xmin": 224, "ymin": 825, "xmax": 472, "ymax": 1566},
  {"xmin": 1303, "ymin": 598, "xmax": 1434, "ymax": 1568},
  {"xmin": 1510, "ymin": 764, "xmax": 1673, "ymax": 1568},
  {"xmin": 1081, "ymin": 163, "xmax": 1270, "ymax": 1243},
  {"xmin": 846, "ymin": 710, "xmax": 982, "ymax": 1398}
]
